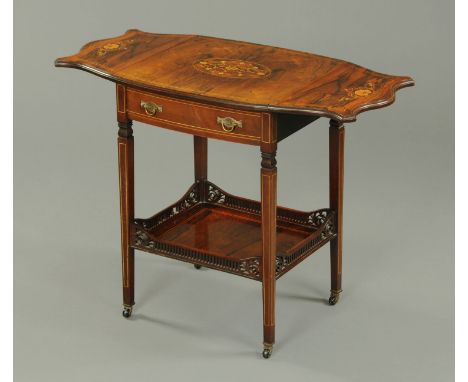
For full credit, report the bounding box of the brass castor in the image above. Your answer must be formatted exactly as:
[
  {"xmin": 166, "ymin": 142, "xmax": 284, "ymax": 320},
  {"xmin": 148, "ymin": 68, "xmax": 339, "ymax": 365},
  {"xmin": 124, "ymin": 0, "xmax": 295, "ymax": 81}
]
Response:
[
  {"xmin": 122, "ymin": 306, "xmax": 133, "ymax": 318},
  {"xmin": 262, "ymin": 345, "xmax": 273, "ymax": 359},
  {"xmin": 194, "ymin": 264, "xmax": 202, "ymax": 269},
  {"xmin": 328, "ymin": 289, "xmax": 343, "ymax": 306}
]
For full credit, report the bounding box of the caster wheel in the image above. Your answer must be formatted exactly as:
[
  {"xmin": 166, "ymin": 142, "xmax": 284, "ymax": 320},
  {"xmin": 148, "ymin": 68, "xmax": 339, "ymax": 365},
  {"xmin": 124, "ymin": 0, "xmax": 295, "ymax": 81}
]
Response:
[
  {"xmin": 328, "ymin": 289, "xmax": 342, "ymax": 306},
  {"xmin": 194, "ymin": 264, "xmax": 202, "ymax": 269},
  {"xmin": 122, "ymin": 306, "xmax": 132, "ymax": 318},
  {"xmin": 262, "ymin": 347, "xmax": 272, "ymax": 359},
  {"xmin": 328, "ymin": 295, "xmax": 338, "ymax": 305}
]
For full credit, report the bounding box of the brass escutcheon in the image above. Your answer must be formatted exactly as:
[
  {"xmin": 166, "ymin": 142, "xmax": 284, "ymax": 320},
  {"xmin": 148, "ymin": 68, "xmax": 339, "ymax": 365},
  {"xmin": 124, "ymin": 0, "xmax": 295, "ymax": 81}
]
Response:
[
  {"xmin": 217, "ymin": 116, "xmax": 243, "ymax": 132},
  {"xmin": 140, "ymin": 101, "xmax": 163, "ymax": 116}
]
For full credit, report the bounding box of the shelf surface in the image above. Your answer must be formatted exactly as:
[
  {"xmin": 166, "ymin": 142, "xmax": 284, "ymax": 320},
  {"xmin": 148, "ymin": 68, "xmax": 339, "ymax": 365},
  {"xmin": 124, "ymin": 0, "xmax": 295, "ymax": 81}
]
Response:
[
  {"xmin": 132, "ymin": 181, "xmax": 336, "ymax": 280},
  {"xmin": 145, "ymin": 204, "xmax": 311, "ymax": 261}
]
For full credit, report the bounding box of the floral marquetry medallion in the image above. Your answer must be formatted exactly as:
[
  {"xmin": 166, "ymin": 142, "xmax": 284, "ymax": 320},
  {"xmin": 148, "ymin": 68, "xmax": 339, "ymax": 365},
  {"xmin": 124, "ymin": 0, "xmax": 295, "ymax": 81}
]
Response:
[
  {"xmin": 97, "ymin": 43, "xmax": 121, "ymax": 56},
  {"xmin": 193, "ymin": 58, "xmax": 271, "ymax": 79}
]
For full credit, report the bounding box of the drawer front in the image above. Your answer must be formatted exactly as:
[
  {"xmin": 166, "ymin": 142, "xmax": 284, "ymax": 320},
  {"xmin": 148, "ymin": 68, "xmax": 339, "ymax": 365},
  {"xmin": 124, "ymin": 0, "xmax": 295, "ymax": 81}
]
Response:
[{"xmin": 126, "ymin": 88, "xmax": 264, "ymax": 144}]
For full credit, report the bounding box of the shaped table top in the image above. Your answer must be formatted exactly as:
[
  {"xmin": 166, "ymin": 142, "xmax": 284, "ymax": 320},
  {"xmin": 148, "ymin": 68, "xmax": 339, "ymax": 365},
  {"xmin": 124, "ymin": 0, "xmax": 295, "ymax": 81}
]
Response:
[{"xmin": 55, "ymin": 29, "xmax": 414, "ymax": 122}]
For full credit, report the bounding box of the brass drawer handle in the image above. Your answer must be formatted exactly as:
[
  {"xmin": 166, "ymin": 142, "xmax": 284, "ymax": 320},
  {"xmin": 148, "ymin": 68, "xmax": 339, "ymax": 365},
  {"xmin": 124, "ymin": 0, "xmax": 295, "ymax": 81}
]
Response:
[
  {"xmin": 140, "ymin": 101, "xmax": 163, "ymax": 116},
  {"xmin": 217, "ymin": 116, "xmax": 243, "ymax": 132}
]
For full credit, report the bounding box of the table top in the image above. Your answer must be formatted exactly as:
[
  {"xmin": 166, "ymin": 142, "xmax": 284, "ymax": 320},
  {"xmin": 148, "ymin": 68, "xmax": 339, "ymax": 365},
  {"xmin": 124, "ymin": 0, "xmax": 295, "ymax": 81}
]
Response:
[{"xmin": 55, "ymin": 29, "xmax": 413, "ymax": 122}]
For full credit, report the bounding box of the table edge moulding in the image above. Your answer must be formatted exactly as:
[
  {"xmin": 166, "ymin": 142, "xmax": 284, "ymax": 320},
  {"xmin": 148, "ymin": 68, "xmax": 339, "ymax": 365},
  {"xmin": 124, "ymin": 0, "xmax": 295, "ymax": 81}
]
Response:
[{"xmin": 54, "ymin": 29, "xmax": 414, "ymax": 359}]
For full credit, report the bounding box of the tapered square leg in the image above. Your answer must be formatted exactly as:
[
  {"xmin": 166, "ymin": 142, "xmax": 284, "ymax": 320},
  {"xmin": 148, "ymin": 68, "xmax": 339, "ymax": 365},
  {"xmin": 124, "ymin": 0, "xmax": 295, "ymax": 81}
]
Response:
[
  {"xmin": 193, "ymin": 135, "xmax": 207, "ymax": 270},
  {"xmin": 118, "ymin": 121, "xmax": 135, "ymax": 317},
  {"xmin": 329, "ymin": 120, "xmax": 344, "ymax": 305},
  {"xmin": 261, "ymin": 148, "xmax": 277, "ymax": 358},
  {"xmin": 194, "ymin": 135, "xmax": 208, "ymax": 183}
]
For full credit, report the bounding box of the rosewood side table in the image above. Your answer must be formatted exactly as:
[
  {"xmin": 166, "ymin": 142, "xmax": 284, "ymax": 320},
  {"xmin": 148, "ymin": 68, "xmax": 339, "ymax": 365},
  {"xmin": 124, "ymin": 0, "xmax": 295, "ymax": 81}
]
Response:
[{"xmin": 55, "ymin": 30, "xmax": 413, "ymax": 358}]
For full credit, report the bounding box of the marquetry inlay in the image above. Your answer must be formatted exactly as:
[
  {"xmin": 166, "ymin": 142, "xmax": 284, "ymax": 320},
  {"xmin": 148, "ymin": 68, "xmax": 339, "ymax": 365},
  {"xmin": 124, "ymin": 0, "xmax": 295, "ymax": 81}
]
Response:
[{"xmin": 193, "ymin": 58, "xmax": 271, "ymax": 79}]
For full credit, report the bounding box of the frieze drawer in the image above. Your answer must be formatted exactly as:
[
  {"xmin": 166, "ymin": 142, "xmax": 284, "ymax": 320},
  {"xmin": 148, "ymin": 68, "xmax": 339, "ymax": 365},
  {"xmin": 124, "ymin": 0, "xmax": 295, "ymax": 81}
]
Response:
[{"xmin": 126, "ymin": 88, "xmax": 267, "ymax": 144}]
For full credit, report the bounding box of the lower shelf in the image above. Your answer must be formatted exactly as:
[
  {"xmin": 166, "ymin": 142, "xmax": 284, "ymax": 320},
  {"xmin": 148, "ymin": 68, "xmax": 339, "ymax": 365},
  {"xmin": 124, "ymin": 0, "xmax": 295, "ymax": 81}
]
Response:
[{"xmin": 131, "ymin": 181, "xmax": 336, "ymax": 280}]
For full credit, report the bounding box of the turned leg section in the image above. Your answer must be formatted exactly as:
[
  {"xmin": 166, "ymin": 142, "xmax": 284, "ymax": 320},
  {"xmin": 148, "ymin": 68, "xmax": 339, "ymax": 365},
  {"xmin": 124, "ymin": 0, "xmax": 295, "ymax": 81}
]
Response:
[
  {"xmin": 261, "ymin": 148, "xmax": 277, "ymax": 358},
  {"xmin": 118, "ymin": 121, "xmax": 135, "ymax": 317},
  {"xmin": 329, "ymin": 120, "xmax": 344, "ymax": 305}
]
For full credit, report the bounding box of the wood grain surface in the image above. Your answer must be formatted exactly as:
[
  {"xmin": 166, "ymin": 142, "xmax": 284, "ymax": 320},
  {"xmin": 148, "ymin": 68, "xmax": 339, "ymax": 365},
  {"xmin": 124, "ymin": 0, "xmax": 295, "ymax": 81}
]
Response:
[{"xmin": 55, "ymin": 29, "xmax": 414, "ymax": 122}]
